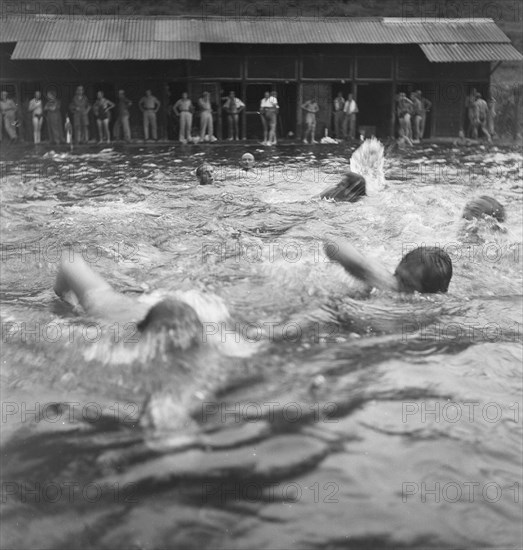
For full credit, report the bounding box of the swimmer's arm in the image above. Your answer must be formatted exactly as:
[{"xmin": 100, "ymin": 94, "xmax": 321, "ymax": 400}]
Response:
[
  {"xmin": 54, "ymin": 256, "xmax": 149, "ymax": 323},
  {"xmin": 324, "ymin": 239, "xmax": 399, "ymax": 292}
]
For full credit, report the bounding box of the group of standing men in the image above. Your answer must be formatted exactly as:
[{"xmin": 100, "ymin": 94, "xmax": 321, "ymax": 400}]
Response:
[
  {"xmin": 299, "ymin": 92, "xmax": 359, "ymax": 144},
  {"xmin": 333, "ymin": 92, "xmax": 359, "ymax": 140},
  {"xmin": 396, "ymin": 90, "xmax": 432, "ymax": 143}
]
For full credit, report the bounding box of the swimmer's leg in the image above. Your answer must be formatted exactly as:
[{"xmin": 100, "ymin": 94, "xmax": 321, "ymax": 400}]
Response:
[{"xmin": 324, "ymin": 239, "xmax": 399, "ymax": 292}]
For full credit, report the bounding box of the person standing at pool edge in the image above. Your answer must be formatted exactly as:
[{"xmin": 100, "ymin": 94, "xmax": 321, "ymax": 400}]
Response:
[
  {"xmin": 465, "ymin": 89, "xmax": 479, "ymax": 138},
  {"xmin": 93, "ymin": 91, "xmax": 115, "ymax": 144},
  {"xmin": 113, "ymin": 90, "xmax": 132, "ymax": 143},
  {"xmin": 198, "ymin": 91, "xmax": 214, "ymax": 142},
  {"xmin": 28, "ymin": 91, "xmax": 44, "ymax": 144},
  {"xmin": 173, "ymin": 92, "xmax": 194, "ymax": 144},
  {"xmin": 223, "ymin": 91, "xmax": 245, "ymax": 141},
  {"xmin": 69, "ymin": 86, "xmax": 90, "ymax": 144},
  {"xmin": 487, "ymin": 96, "xmax": 497, "ymax": 138},
  {"xmin": 333, "ymin": 92, "xmax": 345, "ymax": 140},
  {"xmin": 416, "ymin": 90, "xmax": 431, "ymax": 140},
  {"xmin": 261, "ymin": 91, "xmax": 279, "ymax": 146},
  {"xmin": 411, "ymin": 91, "xmax": 423, "ymax": 143},
  {"xmin": 301, "ymin": 98, "xmax": 319, "ymax": 144},
  {"xmin": 0, "ymin": 91, "xmax": 18, "ymax": 142},
  {"xmin": 259, "ymin": 91, "xmax": 272, "ymax": 145},
  {"xmin": 396, "ymin": 92, "xmax": 414, "ymax": 142},
  {"xmin": 343, "ymin": 93, "xmax": 359, "ymax": 140},
  {"xmin": 139, "ymin": 89, "xmax": 160, "ymax": 142},
  {"xmin": 475, "ymin": 92, "xmax": 492, "ymax": 143},
  {"xmin": 44, "ymin": 91, "xmax": 64, "ymax": 145}
]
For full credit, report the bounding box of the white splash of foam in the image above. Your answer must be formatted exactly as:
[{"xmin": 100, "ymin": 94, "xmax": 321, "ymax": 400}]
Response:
[{"xmin": 350, "ymin": 138, "xmax": 385, "ymax": 196}]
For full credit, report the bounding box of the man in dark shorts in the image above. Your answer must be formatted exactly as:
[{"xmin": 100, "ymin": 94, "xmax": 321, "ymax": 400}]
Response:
[{"xmin": 222, "ymin": 91, "xmax": 245, "ymax": 141}]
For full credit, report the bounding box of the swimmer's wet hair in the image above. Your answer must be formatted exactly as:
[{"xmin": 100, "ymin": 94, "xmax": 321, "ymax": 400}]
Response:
[
  {"xmin": 394, "ymin": 247, "xmax": 452, "ymax": 293},
  {"xmin": 137, "ymin": 298, "xmax": 203, "ymax": 349},
  {"xmin": 462, "ymin": 196, "xmax": 505, "ymax": 223},
  {"xmin": 320, "ymin": 171, "xmax": 366, "ymax": 203}
]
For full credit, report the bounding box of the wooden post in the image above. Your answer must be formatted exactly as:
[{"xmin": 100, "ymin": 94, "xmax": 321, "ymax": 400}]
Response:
[
  {"xmin": 296, "ymin": 55, "xmax": 303, "ymax": 139},
  {"xmin": 241, "ymin": 54, "xmax": 247, "ymax": 139}
]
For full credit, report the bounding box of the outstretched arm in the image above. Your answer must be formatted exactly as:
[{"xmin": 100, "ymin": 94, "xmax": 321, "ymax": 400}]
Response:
[
  {"xmin": 54, "ymin": 255, "xmax": 149, "ymax": 323},
  {"xmin": 324, "ymin": 239, "xmax": 399, "ymax": 292}
]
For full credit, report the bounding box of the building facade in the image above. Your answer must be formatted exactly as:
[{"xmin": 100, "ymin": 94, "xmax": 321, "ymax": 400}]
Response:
[{"xmin": 1, "ymin": 16, "xmax": 521, "ymax": 141}]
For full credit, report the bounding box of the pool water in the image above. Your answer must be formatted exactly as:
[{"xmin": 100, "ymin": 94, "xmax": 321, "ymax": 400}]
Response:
[{"xmin": 1, "ymin": 142, "xmax": 522, "ymax": 549}]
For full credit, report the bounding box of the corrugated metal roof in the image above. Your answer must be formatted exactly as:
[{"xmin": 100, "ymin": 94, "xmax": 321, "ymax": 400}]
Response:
[
  {"xmin": 421, "ymin": 43, "xmax": 523, "ymax": 62},
  {"xmin": 1, "ymin": 16, "xmax": 520, "ymax": 61},
  {"xmin": 11, "ymin": 40, "xmax": 201, "ymax": 60},
  {"xmin": 0, "ymin": 16, "xmax": 514, "ymax": 43}
]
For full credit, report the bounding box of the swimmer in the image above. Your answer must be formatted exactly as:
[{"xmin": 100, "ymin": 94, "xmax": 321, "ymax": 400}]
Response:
[
  {"xmin": 460, "ymin": 195, "xmax": 506, "ymax": 238},
  {"xmin": 54, "ymin": 255, "xmax": 203, "ymax": 349},
  {"xmin": 462, "ymin": 196, "xmax": 505, "ymax": 223},
  {"xmin": 324, "ymin": 137, "xmax": 384, "ymax": 199},
  {"xmin": 195, "ymin": 163, "xmax": 215, "ymax": 185},
  {"xmin": 240, "ymin": 152, "xmax": 255, "ymax": 171},
  {"xmin": 325, "ymin": 240, "xmax": 452, "ymax": 293},
  {"xmin": 318, "ymin": 171, "xmax": 366, "ymax": 202}
]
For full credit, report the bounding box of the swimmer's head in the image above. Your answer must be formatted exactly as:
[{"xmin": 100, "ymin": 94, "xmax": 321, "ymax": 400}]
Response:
[
  {"xmin": 462, "ymin": 196, "xmax": 505, "ymax": 223},
  {"xmin": 137, "ymin": 298, "xmax": 202, "ymax": 350},
  {"xmin": 196, "ymin": 163, "xmax": 215, "ymax": 185},
  {"xmin": 341, "ymin": 171, "xmax": 366, "ymax": 202},
  {"xmin": 240, "ymin": 152, "xmax": 255, "ymax": 171},
  {"xmin": 394, "ymin": 247, "xmax": 452, "ymax": 293}
]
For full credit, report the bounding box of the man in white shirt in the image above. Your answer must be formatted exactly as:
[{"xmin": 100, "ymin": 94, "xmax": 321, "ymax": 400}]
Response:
[{"xmin": 343, "ymin": 93, "xmax": 359, "ymax": 140}]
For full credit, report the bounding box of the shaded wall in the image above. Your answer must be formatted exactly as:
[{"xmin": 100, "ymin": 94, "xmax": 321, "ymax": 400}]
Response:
[{"xmin": 0, "ymin": 43, "xmax": 491, "ymax": 139}]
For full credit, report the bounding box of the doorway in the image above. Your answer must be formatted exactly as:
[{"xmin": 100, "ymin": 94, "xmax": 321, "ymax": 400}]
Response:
[{"xmin": 355, "ymin": 82, "xmax": 392, "ymax": 138}]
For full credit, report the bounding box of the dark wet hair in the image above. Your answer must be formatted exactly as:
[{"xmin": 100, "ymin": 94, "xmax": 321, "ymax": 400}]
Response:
[
  {"xmin": 319, "ymin": 171, "xmax": 366, "ymax": 202},
  {"xmin": 394, "ymin": 247, "xmax": 452, "ymax": 293},
  {"xmin": 462, "ymin": 196, "xmax": 505, "ymax": 223},
  {"xmin": 137, "ymin": 298, "xmax": 203, "ymax": 349}
]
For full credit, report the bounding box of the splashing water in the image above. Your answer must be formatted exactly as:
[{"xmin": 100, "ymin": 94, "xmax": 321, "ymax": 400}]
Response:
[
  {"xmin": 0, "ymin": 142, "xmax": 522, "ymax": 549},
  {"xmin": 350, "ymin": 137, "xmax": 385, "ymax": 195}
]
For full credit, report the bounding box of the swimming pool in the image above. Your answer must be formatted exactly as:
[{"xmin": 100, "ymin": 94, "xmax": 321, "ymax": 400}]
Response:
[{"xmin": 1, "ymin": 142, "xmax": 522, "ymax": 549}]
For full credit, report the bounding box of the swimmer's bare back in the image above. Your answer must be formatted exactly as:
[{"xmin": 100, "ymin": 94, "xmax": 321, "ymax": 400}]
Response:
[
  {"xmin": 324, "ymin": 239, "xmax": 399, "ymax": 292},
  {"xmin": 54, "ymin": 255, "xmax": 150, "ymax": 324}
]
